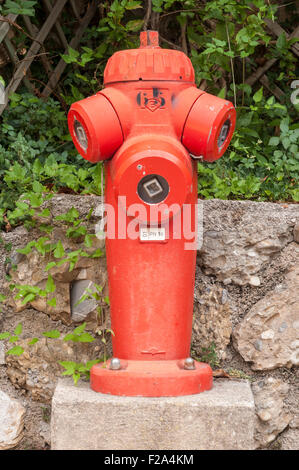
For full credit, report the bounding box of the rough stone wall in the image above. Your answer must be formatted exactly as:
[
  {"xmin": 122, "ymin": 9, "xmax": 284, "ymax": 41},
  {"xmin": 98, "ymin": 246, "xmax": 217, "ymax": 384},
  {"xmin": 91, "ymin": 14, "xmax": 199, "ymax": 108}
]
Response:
[{"xmin": 0, "ymin": 196, "xmax": 298, "ymax": 450}]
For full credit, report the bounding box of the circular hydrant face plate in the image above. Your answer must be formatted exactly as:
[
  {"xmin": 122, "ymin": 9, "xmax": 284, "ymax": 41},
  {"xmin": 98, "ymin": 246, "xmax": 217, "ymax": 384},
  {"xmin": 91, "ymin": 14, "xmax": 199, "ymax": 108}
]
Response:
[{"xmin": 137, "ymin": 174, "xmax": 169, "ymax": 205}]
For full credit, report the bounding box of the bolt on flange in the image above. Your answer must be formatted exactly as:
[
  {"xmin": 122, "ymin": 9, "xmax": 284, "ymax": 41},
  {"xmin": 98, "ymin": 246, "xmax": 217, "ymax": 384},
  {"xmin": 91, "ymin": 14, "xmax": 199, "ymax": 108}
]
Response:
[
  {"xmin": 184, "ymin": 357, "xmax": 195, "ymax": 370},
  {"xmin": 109, "ymin": 358, "xmax": 121, "ymax": 370}
]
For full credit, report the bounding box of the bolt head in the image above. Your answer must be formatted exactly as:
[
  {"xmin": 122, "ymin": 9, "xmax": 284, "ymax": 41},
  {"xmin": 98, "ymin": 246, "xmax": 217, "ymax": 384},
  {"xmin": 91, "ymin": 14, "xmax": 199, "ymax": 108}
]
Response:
[
  {"xmin": 184, "ymin": 357, "xmax": 195, "ymax": 370},
  {"xmin": 110, "ymin": 358, "xmax": 121, "ymax": 370}
]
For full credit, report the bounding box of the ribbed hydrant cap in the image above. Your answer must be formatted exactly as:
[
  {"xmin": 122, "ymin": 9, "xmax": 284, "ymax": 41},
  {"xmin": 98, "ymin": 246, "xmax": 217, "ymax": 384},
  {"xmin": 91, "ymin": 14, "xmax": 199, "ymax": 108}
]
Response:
[{"xmin": 103, "ymin": 30, "xmax": 195, "ymax": 85}]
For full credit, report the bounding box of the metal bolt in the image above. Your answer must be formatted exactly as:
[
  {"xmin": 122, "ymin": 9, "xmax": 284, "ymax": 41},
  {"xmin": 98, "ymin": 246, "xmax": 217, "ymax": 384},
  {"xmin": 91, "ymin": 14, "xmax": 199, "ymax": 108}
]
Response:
[
  {"xmin": 110, "ymin": 358, "xmax": 121, "ymax": 370},
  {"xmin": 137, "ymin": 164, "xmax": 142, "ymax": 170},
  {"xmin": 184, "ymin": 357, "xmax": 195, "ymax": 370}
]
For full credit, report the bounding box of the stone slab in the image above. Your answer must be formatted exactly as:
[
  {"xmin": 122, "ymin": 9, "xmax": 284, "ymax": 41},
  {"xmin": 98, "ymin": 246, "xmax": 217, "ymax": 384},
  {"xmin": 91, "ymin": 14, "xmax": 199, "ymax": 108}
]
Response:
[
  {"xmin": 0, "ymin": 390, "xmax": 25, "ymax": 450},
  {"xmin": 51, "ymin": 378, "xmax": 255, "ymax": 450}
]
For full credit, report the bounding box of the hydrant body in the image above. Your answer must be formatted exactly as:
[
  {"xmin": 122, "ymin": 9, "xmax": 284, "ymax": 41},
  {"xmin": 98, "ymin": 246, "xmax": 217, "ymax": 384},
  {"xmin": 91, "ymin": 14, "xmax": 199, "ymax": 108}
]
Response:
[{"xmin": 68, "ymin": 31, "xmax": 236, "ymax": 397}]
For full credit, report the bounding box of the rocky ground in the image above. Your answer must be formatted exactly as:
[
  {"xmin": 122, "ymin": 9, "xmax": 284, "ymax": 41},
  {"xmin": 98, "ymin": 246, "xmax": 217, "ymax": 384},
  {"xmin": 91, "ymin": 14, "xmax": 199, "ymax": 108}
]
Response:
[{"xmin": 0, "ymin": 196, "xmax": 298, "ymax": 450}]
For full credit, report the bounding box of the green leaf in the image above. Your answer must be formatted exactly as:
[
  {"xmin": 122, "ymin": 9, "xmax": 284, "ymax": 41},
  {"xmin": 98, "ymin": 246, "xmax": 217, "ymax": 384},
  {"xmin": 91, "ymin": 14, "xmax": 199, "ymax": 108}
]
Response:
[
  {"xmin": 63, "ymin": 333, "xmax": 75, "ymax": 342},
  {"xmin": 280, "ymin": 118, "xmax": 289, "ymax": 133},
  {"xmin": 217, "ymin": 87, "xmax": 226, "ymax": 99},
  {"xmin": 282, "ymin": 137, "xmax": 290, "ymax": 150},
  {"xmin": 77, "ymin": 332, "xmax": 95, "ymax": 343},
  {"xmin": 90, "ymin": 248, "xmax": 103, "ymax": 258},
  {"xmin": 14, "ymin": 323, "xmax": 22, "ymax": 336},
  {"xmin": 125, "ymin": 1, "xmax": 142, "ymax": 9},
  {"xmin": 0, "ymin": 332, "xmax": 10, "ymax": 340},
  {"xmin": 86, "ymin": 207, "xmax": 94, "ymax": 220},
  {"xmin": 269, "ymin": 137, "xmax": 280, "ymax": 146},
  {"xmin": 45, "ymin": 275, "xmax": 56, "ymax": 294},
  {"xmin": 22, "ymin": 293, "xmax": 36, "ymax": 304},
  {"xmin": 17, "ymin": 241, "xmax": 35, "ymax": 255},
  {"xmin": 37, "ymin": 208, "xmax": 50, "ymax": 218},
  {"xmin": 61, "ymin": 47, "xmax": 80, "ymax": 64},
  {"xmin": 55, "ymin": 208, "xmax": 79, "ymax": 224},
  {"xmin": 38, "ymin": 224, "xmax": 53, "ymax": 234},
  {"xmin": 47, "ymin": 297, "xmax": 57, "ymax": 308},
  {"xmin": 9, "ymin": 335, "xmax": 19, "ymax": 343},
  {"xmin": 73, "ymin": 322, "xmax": 86, "ymax": 335},
  {"xmin": 276, "ymin": 33, "xmax": 287, "ymax": 50},
  {"xmin": 4, "ymin": 0, "xmax": 37, "ymax": 16},
  {"xmin": 253, "ymin": 87, "xmax": 263, "ymax": 103},
  {"xmin": 84, "ymin": 234, "xmax": 94, "ymax": 248},
  {"xmin": 16, "ymin": 201, "xmax": 29, "ymax": 211},
  {"xmin": 6, "ymin": 345, "xmax": 24, "ymax": 356},
  {"xmin": 59, "ymin": 361, "xmax": 76, "ymax": 374},
  {"xmin": 54, "ymin": 240, "xmax": 65, "ymax": 258},
  {"xmin": 73, "ymin": 372, "xmax": 81, "ymax": 385},
  {"xmin": 42, "ymin": 329, "xmax": 60, "ymax": 339},
  {"xmin": 28, "ymin": 338, "xmax": 39, "ymax": 345},
  {"xmin": 125, "ymin": 19, "xmax": 144, "ymax": 31},
  {"xmin": 86, "ymin": 360, "xmax": 100, "ymax": 369},
  {"xmin": 66, "ymin": 225, "xmax": 87, "ymax": 238},
  {"xmin": 45, "ymin": 262, "xmax": 57, "ymax": 271}
]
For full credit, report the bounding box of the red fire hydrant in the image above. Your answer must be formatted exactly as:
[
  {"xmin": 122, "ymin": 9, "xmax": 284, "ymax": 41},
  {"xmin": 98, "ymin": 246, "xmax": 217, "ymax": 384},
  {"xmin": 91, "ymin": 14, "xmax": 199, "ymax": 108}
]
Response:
[{"xmin": 68, "ymin": 31, "xmax": 236, "ymax": 397}]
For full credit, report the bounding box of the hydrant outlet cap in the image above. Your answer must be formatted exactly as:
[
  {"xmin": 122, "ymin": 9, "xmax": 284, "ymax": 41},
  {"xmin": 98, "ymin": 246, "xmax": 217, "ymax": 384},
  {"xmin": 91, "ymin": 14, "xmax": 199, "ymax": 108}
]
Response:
[{"xmin": 104, "ymin": 31, "xmax": 195, "ymax": 84}]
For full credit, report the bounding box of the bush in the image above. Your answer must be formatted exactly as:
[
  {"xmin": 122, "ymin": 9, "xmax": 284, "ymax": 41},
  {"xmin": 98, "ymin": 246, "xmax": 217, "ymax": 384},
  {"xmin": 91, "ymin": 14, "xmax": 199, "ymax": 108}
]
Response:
[
  {"xmin": 0, "ymin": 0, "xmax": 298, "ymax": 229},
  {"xmin": 0, "ymin": 93, "xmax": 103, "ymax": 223}
]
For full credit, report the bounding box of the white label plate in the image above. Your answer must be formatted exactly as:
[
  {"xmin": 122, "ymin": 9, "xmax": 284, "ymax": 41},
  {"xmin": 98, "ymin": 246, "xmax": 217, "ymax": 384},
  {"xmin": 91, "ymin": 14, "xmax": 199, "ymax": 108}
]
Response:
[{"xmin": 140, "ymin": 227, "xmax": 166, "ymax": 241}]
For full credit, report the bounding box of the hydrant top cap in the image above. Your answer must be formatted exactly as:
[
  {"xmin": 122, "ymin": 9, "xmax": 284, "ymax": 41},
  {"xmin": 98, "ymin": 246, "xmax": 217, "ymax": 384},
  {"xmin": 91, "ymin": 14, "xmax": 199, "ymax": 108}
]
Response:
[{"xmin": 103, "ymin": 30, "xmax": 195, "ymax": 85}]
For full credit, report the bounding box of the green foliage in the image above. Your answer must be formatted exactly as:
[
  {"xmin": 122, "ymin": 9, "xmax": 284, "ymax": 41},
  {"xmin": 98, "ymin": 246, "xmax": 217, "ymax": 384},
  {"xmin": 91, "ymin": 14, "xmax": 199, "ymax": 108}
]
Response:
[
  {"xmin": 74, "ymin": 284, "xmax": 112, "ymax": 360},
  {"xmin": 63, "ymin": 323, "xmax": 95, "ymax": 343},
  {"xmin": 6, "ymin": 345, "xmax": 24, "ymax": 356},
  {"xmin": 42, "ymin": 329, "xmax": 60, "ymax": 339},
  {"xmin": 0, "ymin": 320, "xmax": 102, "ymax": 384},
  {"xmin": 1, "ymin": 0, "xmax": 37, "ymax": 16},
  {"xmin": 59, "ymin": 360, "xmax": 101, "ymax": 385},
  {"xmin": 12, "ymin": 273, "xmax": 56, "ymax": 306},
  {"xmin": 41, "ymin": 406, "xmax": 51, "ymax": 423},
  {"xmin": 9, "ymin": 201, "xmax": 104, "ymax": 315},
  {"xmin": 60, "ymin": 0, "xmax": 144, "ymax": 104},
  {"xmin": 188, "ymin": 1, "xmax": 274, "ymax": 86},
  {"xmin": 0, "ymin": 93, "xmax": 103, "ymax": 227},
  {"xmin": 0, "ymin": 199, "xmax": 110, "ymax": 384},
  {"xmin": 0, "ymin": 323, "xmax": 24, "ymax": 356},
  {"xmin": 194, "ymin": 342, "xmax": 220, "ymax": 369},
  {"xmin": 0, "ymin": 321, "xmax": 101, "ymax": 381},
  {"xmin": 227, "ymin": 368, "xmax": 254, "ymax": 382},
  {"xmin": 0, "ymin": 2, "xmax": 297, "ymax": 210},
  {"xmin": 0, "ymin": 2, "xmax": 297, "ymax": 211},
  {"xmin": 199, "ymin": 88, "xmax": 299, "ymax": 201}
]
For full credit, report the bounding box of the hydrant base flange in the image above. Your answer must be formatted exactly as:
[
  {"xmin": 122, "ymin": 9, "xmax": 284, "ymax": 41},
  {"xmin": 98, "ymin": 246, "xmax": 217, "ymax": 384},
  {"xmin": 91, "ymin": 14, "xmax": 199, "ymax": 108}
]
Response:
[{"xmin": 90, "ymin": 359, "xmax": 213, "ymax": 397}]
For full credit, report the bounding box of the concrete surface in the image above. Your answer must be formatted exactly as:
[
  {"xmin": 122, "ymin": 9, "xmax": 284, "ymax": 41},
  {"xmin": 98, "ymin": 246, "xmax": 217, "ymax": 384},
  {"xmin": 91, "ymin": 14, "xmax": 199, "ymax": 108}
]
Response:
[{"xmin": 51, "ymin": 378, "xmax": 255, "ymax": 450}]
